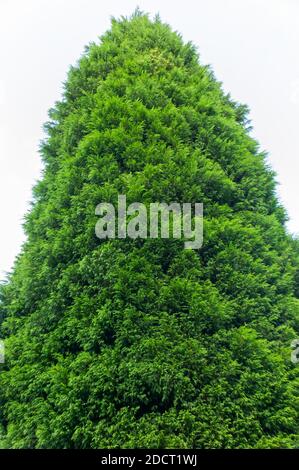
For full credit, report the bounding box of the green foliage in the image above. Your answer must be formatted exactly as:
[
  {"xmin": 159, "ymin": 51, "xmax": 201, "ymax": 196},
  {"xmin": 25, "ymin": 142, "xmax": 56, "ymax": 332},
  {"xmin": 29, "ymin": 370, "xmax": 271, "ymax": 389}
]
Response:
[{"xmin": 0, "ymin": 12, "xmax": 298, "ymax": 448}]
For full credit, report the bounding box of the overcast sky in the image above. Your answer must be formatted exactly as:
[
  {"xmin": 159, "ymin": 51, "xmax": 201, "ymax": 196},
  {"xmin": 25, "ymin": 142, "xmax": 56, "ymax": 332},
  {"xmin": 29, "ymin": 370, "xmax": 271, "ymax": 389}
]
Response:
[{"xmin": 0, "ymin": 0, "xmax": 298, "ymax": 278}]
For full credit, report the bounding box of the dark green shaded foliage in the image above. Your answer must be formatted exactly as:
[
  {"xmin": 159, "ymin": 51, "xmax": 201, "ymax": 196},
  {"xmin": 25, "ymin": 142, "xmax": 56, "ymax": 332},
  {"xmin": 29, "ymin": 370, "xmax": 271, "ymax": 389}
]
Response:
[{"xmin": 0, "ymin": 11, "xmax": 298, "ymax": 448}]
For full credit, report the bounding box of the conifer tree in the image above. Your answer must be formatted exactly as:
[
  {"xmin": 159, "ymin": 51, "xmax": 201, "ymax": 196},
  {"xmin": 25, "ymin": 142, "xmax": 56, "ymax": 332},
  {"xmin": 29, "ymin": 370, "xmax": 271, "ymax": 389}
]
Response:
[{"xmin": 0, "ymin": 12, "xmax": 298, "ymax": 448}]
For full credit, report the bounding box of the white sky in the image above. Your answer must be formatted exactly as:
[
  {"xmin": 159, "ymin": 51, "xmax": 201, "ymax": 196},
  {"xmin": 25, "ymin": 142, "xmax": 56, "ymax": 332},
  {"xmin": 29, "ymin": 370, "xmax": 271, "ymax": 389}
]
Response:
[{"xmin": 0, "ymin": 0, "xmax": 298, "ymax": 278}]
